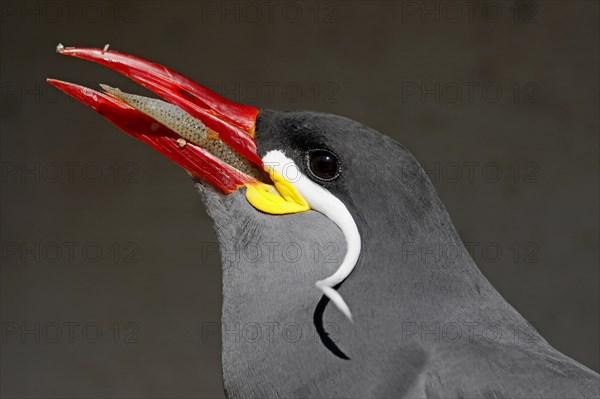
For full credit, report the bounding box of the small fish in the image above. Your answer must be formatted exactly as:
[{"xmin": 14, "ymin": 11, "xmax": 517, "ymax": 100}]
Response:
[{"xmin": 100, "ymin": 84, "xmax": 264, "ymax": 181}]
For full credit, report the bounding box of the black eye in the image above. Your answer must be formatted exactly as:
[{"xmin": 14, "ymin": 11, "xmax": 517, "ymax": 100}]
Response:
[{"xmin": 306, "ymin": 149, "xmax": 341, "ymax": 182}]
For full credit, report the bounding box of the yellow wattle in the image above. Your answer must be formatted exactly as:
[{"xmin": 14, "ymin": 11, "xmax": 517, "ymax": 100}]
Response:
[{"xmin": 244, "ymin": 168, "xmax": 309, "ymax": 215}]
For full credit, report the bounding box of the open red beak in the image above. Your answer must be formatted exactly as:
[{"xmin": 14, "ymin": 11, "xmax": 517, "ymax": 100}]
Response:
[{"xmin": 47, "ymin": 46, "xmax": 263, "ymax": 193}]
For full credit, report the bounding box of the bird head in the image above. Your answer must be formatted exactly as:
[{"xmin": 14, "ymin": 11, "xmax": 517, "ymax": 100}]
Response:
[{"xmin": 48, "ymin": 47, "xmax": 458, "ymax": 374}]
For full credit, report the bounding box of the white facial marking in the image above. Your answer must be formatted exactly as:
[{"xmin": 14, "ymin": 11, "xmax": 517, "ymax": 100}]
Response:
[{"xmin": 262, "ymin": 150, "xmax": 361, "ymax": 321}]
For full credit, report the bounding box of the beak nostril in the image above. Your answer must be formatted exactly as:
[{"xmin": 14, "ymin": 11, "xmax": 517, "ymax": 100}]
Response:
[
  {"xmin": 180, "ymin": 89, "xmax": 195, "ymax": 100},
  {"xmin": 179, "ymin": 88, "xmax": 214, "ymax": 114}
]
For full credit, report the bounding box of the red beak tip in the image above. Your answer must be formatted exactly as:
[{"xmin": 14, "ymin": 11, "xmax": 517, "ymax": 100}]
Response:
[
  {"xmin": 55, "ymin": 43, "xmax": 68, "ymax": 54},
  {"xmin": 49, "ymin": 46, "xmax": 262, "ymax": 193}
]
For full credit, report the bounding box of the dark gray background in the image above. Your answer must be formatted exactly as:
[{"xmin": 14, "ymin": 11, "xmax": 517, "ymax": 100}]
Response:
[{"xmin": 1, "ymin": 1, "xmax": 598, "ymax": 398}]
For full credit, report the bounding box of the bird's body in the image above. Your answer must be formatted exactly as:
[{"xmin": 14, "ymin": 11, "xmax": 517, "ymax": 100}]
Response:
[
  {"xmin": 201, "ymin": 111, "xmax": 599, "ymax": 398},
  {"xmin": 49, "ymin": 47, "xmax": 600, "ymax": 398}
]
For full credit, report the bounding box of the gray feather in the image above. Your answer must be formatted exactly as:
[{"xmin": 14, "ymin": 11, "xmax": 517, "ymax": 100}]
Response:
[{"xmin": 196, "ymin": 110, "xmax": 599, "ymax": 398}]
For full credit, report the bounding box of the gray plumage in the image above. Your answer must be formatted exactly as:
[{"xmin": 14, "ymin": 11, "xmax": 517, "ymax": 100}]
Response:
[{"xmin": 197, "ymin": 110, "xmax": 599, "ymax": 398}]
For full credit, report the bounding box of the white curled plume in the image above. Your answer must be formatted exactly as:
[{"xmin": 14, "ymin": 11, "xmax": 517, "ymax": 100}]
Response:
[{"xmin": 262, "ymin": 150, "xmax": 361, "ymax": 321}]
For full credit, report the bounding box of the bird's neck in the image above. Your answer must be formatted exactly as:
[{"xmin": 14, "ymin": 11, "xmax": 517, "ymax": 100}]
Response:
[{"xmin": 347, "ymin": 178, "xmax": 508, "ymax": 321}]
